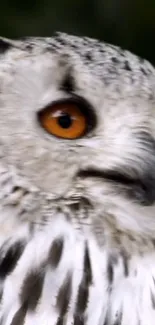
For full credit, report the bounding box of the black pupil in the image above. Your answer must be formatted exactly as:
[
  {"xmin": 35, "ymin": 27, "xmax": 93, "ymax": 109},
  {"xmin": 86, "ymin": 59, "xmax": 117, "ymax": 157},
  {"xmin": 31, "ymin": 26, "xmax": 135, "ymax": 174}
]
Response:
[{"xmin": 58, "ymin": 113, "xmax": 72, "ymax": 129}]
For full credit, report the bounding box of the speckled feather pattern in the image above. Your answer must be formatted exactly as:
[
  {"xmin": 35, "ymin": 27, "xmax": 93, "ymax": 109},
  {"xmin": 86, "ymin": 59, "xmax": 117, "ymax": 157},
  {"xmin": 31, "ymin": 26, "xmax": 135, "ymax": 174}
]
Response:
[{"xmin": 0, "ymin": 32, "xmax": 155, "ymax": 324}]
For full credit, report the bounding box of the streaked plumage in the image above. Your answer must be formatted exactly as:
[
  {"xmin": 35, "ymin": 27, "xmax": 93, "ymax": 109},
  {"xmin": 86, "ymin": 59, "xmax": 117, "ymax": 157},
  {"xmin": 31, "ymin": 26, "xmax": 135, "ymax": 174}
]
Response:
[{"xmin": 0, "ymin": 32, "xmax": 155, "ymax": 324}]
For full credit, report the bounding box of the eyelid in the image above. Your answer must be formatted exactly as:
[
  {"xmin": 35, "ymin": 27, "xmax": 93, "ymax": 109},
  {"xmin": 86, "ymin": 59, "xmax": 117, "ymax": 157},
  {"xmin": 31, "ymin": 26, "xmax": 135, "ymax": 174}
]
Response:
[{"xmin": 37, "ymin": 95, "xmax": 97, "ymax": 136}]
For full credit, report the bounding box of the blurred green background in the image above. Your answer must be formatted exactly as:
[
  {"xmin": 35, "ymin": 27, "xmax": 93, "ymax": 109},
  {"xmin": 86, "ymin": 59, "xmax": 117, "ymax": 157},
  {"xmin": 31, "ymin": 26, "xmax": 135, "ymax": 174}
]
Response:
[{"xmin": 1, "ymin": 0, "xmax": 155, "ymax": 65}]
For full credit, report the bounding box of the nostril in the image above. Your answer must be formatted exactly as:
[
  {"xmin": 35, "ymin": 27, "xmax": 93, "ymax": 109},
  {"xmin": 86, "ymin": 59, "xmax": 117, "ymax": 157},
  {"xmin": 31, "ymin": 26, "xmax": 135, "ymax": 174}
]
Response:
[{"xmin": 12, "ymin": 186, "xmax": 21, "ymax": 193}]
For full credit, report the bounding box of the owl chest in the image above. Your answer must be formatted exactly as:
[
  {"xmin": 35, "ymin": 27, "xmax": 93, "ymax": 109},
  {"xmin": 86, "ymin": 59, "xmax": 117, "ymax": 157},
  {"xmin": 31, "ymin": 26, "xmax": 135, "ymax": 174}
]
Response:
[{"xmin": 0, "ymin": 222, "xmax": 155, "ymax": 325}]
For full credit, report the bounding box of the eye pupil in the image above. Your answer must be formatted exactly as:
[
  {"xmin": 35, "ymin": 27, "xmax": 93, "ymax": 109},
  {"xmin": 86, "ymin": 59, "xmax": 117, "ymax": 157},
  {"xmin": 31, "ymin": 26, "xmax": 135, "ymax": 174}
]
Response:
[{"xmin": 58, "ymin": 113, "xmax": 72, "ymax": 129}]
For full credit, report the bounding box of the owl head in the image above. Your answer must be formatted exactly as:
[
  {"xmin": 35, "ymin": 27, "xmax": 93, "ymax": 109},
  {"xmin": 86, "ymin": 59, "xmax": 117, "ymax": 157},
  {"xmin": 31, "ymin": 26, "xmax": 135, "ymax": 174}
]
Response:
[{"xmin": 0, "ymin": 33, "xmax": 155, "ymax": 242}]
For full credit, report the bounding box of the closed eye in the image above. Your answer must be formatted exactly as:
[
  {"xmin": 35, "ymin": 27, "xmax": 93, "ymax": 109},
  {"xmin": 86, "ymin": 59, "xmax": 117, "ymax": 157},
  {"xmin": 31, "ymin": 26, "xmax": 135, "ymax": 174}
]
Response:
[
  {"xmin": 77, "ymin": 168, "xmax": 155, "ymax": 205},
  {"xmin": 77, "ymin": 168, "xmax": 136, "ymax": 186}
]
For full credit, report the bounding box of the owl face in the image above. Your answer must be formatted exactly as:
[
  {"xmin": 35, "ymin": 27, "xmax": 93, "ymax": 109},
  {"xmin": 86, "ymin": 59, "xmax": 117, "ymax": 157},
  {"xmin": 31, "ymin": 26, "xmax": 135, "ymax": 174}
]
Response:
[
  {"xmin": 0, "ymin": 33, "xmax": 155, "ymax": 239},
  {"xmin": 1, "ymin": 33, "xmax": 155, "ymax": 325}
]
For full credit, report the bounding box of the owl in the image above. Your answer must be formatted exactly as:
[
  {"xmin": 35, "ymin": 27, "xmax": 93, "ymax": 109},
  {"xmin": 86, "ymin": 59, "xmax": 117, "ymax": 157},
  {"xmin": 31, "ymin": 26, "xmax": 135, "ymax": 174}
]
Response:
[{"xmin": 0, "ymin": 32, "xmax": 155, "ymax": 325}]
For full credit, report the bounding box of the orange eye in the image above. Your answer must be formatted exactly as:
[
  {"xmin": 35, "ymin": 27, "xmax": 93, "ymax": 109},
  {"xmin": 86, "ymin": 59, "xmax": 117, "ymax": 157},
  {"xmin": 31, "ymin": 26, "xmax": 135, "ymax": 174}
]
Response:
[{"xmin": 38, "ymin": 100, "xmax": 89, "ymax": 139}]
